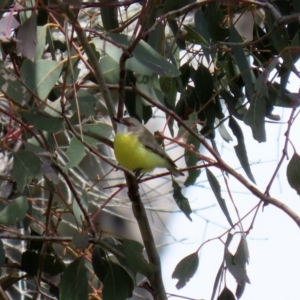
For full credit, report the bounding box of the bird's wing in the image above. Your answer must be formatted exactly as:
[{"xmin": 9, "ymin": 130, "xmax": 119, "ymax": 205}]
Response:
[{"xmin": 138, "ymin": 129, "xmax": 178, "ymax": 168}]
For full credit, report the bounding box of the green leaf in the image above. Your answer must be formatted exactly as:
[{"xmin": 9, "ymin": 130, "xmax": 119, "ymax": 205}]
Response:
[
  {"xmin": 122, "ymin": 239, "xmax": 157, "ymax": 276},
  {"xmin": 225, "ymin": 235, "xmax": 250, "ymax": 284},
  {"xmin": 194, "ymin": 9, "xmax": 211, "ymax": 62},
  {"xmin": 21, "ymin": 250, "xmax": 65, "ymax": 277},
  {"xmin": 206, "ymin": 168, "xmax": 234, "ymax": 227},
  {"xmin": 217, "ymin": 287, "xmax": 236, "ymax": 300},
  {"xmin": 35, "ymin": 26, "xmax": 47, "ymax": 60},
  {"xmin": 204, "ymin": 3, "xmax": 228, "ymax": 42},
  {"xmin": 236, "ymin": 282, "xmax": 246, "ymax": 299},
  {"xmin": 183, "ymin": 24, "xmax": 209, "ymax": 46},
  {"xmin": 287, "ymin": 153, "xmax": 300, "ymax": 195},
  {"xmin": 136, "ymin": 74, "xmax": 163, "ymax": 105},
  {"xmin": 64, "ymin": 137, "xmax": 86, "ymax": 170},
  {"xmin": 194, "ymin": 64, "xmax": 215, "ymax": 137},
  {"xmin": 172, "ymin": 179, "xmax": 192, "ymax": 221},
  {"xmin": 16, "ymin": 12, "xmax": 37, "ymax": 60},
  {"xmin": 160, "ymin": 76, "xmax": 177, "ymax": 110},
  {"xmin": 229, "ymin": 26, "xmax": 254, "ymax": 101},
  {"xmin": 172, "ymin": 252, "xmax": 199, "ymax": 289},
  {"xmin": 0, "ymin": 240, "xmax": 5, "ymax": 276},
  {"xmin": 92, "ymin": 246, "xmax": 134, "ymax": 300},
  {"xmin": 243, "ymin": 86, "xmax": 267, "ymax": 143},
  {"xmin": 72, "ymin": 232, "xmax": 90, "ymax": 250},
  {"xmin": 60, "ymin": 257, "xmax": 88, "ymax": 300},
  {"xmin": 100, "ymin": 0, "xmax": 119, "ymax": 30},
  {"xmin": 211, "ymin": 263, "xmax": 223, "ymax": 300},
  {"xmin": 229, "ymin": 117, "xmax": 256, "ymax": 183},
  {"xmin": 92, "ymin": 246, "xmax": 109, "ymax": 283},
  {"xmin": 20, "ymin": 251, "xmax": 39, "ymax": 276},
  {"xmin": 20, "ymin": 59, "xmax": 63, "ymax": 101},
  {"xmin": 69, "ymin": 90, "xmax": 98, "ymax": 118},
  {"xmin": 0, "ymin": 196, "xmax": 28, "ymax": 226},
  {"xmin": 93, "ymin": 34, "xmax": 180, "ymax": 77},
  {"xmin": 19, "ymin": 110, "xmax": 64, "ymax": 132},
  {"xmin": 82, "ymin": 123, "xmax": 113, "ymax": 145},
  {"xmin": 184, "ymin": 128, "xmax": 201, "ymax": 187},
  {"xmin": 265, "ymin": 10, "xmax": 293, "ymax": 69},
  {"xmin": 100, "ymin": 56, "xmax": 120, "ymax": 84},
  {"xmin": 73, "ymin": 189, "xmax": 89, "ymax": 226},
  {"xmin": 0, "ymin": 61, "xmax": 31, "ymax": 105},
  {"xmin": 12, "ymin": 150, "xmax": 42, "ymax": 191}
]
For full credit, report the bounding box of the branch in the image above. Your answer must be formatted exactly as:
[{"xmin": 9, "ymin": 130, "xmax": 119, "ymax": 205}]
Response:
[
  {"xmin": 132, "ymin": 85, "xmax": 300, "ymax": 228},
  {"xmin": 125, "ymin": 172, "xmax": 167, "ymax": 300}
]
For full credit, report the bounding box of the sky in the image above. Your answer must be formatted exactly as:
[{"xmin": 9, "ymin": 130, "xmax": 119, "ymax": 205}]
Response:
[{"xmin": 157, "ymin": 72, "xmax": 300, "ymax": 300}]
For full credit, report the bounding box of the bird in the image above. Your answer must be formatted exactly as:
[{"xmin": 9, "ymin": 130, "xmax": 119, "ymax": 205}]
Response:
[{"xmin": 113, "ymin": 117, "xmax": 183, "ymax": 177}]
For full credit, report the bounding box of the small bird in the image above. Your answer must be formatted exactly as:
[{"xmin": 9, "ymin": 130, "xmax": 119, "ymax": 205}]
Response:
[{"xmin": 113, "ymin": 117, "xmax": 183, "ymax": 176}]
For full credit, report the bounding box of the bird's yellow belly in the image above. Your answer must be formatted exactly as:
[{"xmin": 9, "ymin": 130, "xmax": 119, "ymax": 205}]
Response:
[{"xmin": 114, "ymin": 133, "xmax": 167, "ymax": 173}]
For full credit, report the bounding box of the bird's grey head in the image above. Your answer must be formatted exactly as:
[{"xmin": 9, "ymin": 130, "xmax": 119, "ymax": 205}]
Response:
[{"xmin": 114, "ymin": 117, "xmax": 142, "ymax": 134}]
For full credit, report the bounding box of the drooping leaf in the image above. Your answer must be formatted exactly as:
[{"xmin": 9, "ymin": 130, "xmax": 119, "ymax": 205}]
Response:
[
  {"xmin": 73, "ymin": 189, "xmax": 89, "ymax": 226},
  {"xmin": 183, "ymin": 24, "xmax": 209, "ymax": 46},
  {"xmin": 206, "ymin": 168, "xmax": 234, "ymax": 227},
  {"xmin": 59, "ymin": 257, "xmax": 88, "ymax": 300},
  {"xmin": 19, "ymin": 110, "xmax": 64, "ymax": 132},
  {"xmin": 204, "ymin": 3, "xmax": 228, "ymax": 42},
  {"xmin": 92, "ymin": 246, "xmax": 109, "ymax": 283},
  {"xmin": 184, "ymin": 130, "xmax": 201, "ymax": 187},
  {"xmin": 100, "ymin": 56, "xmax": 120, "ymax": 84},
  {"xmin": 35, "ymin": 26, "xmax": 47, "ymax": 60},
  {"xmin": 93, "ymin": 34, "xmax": 180, "ymax": 77},
  {"xmin": 69, "ymin": 90, "xmax": 98, "ymax": 118},
  {"xmin": 0, "ymin": 60, "xmax": 30, "ymax": 105},
  {"xmin": 229, "ymin": 26, "xmax": 254, "ymax": 101},
  {"xmin": 136, "ymin": 74, "xmax": 163, "ymax": 105},
  {"xmin": 21, "ymin": 251, "xmax": 65, "ymax": 277},
  {"xmin": 194, "ymin": 9, "xmax": 210, "ymax": 62},
  {"xmin": 16, "ymin": 11, "xmax": 37, "ymax": 60},
  {"xmin": 0, "ymin": 196, "xmax": 28, "ymax": 226},
  {"xmin": 72, "ymin": 232, "xmax": 90, "ymax": 250},
  {"xmin": 0, "ymin": 15, "xmax": 19, "ymax": 42},
  {"xmin": 20, "ymin": 59, "xmax": 63, "ymax": 101},
  {"xmin": 122, "ymin": 239, "xmax": 157, "ymax": 276},
  {"xmin": 0, "ymin": 240, "xmax": 5, "ymax": 276},
  {"xmin": 211, "ymin": 263, "xmax": 223, "ymax": 300},
  {"xmin": 287, "ymin": 152, "xmax": 300, "ymax": 195},
  {"xmin": 194, "ymin": 64, "xmax": 215, "ymax": 137},
  {"xmin": 92, "ymin": 246, "xmax": 134, "ymax": 300},
  {"xmin": 265, "ymin": 10, "xmax": 293, "ymax": 69},
  {"xmin": 64, "ymin": 137, "xmax": 86, "ymax": 170},
  {"xmin": 225, "ymin": 235, "xmax": 250, "ymax": 284},
  {"xmin": 172, "ymin": 179, "xmax": 193, "ymax": 221},
  {"xmin": 236, "ymin": 282, "xmax": 246, "ymax": 299},
  {"xmin": 100, "ymin": 0, "xmax": 119, "ymax": 30},
  {"xmin": 244, "ymin": 86, "xmax": 267, "ymax": 143},
  {"xmin": 217, "ymin": 287, "xmax": 236, "ymax": 300},
  {"xmin": 229, "ymin": 117, "xmax": 256, "ymax": 183},
  {"xmin": 12, "ymin": 150, "xmax": 42, "ymax": 191},
  {"xmin": 172, "ymin": 252, "xmax": 199, "ymax": 289}
]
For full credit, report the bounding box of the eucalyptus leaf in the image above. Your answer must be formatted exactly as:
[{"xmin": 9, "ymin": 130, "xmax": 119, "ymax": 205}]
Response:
[
  {"xmin": 206, "ymin": 168, "xmax": 234, "ymax": 227},
  {"xmin": 59, "ymin": 257, "xmax": 88, "ymax": 300},
  {"xmin": 287, "ymin": 152, "xmax": 300, "ymax": 195},
  {"xmin": 172, "ymin": 252, "xmax": 199, "ymax": 289},
  {"xmin": 172, "ymin": 179, "xmax": 192, "ymax": 221}
]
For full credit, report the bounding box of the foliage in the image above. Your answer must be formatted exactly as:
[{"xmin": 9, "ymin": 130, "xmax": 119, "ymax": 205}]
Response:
[{"xmin": 0, "ymin": 0, "xmax": 300, "ymax": 299}]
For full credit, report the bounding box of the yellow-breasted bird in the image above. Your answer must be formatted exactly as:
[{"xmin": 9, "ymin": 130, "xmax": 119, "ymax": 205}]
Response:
[{"xmin": 113, "ymin": 117, "xmax": 183, "ymax": 176}]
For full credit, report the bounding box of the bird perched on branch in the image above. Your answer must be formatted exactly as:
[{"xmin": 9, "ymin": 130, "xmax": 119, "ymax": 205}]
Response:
[{"xmin": 113, "ymin": 117, "xmax": 183, "ymax": 177}]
